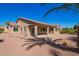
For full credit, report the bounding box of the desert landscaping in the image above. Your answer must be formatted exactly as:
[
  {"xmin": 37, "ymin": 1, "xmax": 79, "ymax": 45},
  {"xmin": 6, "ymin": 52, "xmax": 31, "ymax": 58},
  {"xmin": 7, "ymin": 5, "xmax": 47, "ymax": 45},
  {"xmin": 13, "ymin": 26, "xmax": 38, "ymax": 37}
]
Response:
[{"xmin": 0, "ymin": 32, "xmax": 79, "ymax": 56}]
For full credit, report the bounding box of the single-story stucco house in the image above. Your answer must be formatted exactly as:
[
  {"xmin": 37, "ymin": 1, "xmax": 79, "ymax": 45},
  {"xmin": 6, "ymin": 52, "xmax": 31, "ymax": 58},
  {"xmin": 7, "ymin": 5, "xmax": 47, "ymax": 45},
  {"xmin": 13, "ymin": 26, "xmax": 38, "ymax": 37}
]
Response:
[{"xmin": 7, "ymin": 17, "xmax": 60, "ymax": 36}]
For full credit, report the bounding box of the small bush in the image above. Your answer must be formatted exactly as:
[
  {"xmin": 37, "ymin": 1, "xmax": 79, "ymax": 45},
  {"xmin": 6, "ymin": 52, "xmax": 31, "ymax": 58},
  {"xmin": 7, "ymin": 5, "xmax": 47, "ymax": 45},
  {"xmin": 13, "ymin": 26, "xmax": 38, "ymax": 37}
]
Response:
[
  {"xmin": 0, "ymin": 29, "xmax": 4, "ymax": 33},
  {"xmin": 62, "ymin": 42, "xmax": 68, "ymax": 46}
]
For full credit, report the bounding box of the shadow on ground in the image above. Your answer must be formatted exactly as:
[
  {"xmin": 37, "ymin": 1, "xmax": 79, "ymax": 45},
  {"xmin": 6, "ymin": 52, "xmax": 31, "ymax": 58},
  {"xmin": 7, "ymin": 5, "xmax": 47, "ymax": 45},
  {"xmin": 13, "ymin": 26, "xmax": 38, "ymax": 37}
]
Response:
[
  {"xmin": 51, "ymin": 42, "xmax": 79, "ymax": 53},
  {"xmin": 68, "ymin": 36, "xmax": 78, "ymax": 42},
  {"xmin": 23, "ymin": 37, "xmax": 79, "ymax": 55},
  {"xmin": 0, "ymin": 39, "xmax": 4, "ymax": 43}
]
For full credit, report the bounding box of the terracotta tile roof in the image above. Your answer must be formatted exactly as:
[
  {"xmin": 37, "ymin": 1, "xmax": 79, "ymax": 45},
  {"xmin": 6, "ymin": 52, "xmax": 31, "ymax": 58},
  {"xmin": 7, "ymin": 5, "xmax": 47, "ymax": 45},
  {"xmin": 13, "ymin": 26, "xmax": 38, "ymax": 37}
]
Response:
[{"xmin": 17, "ymin": 17, "xmax": 60, "ymax": 27}]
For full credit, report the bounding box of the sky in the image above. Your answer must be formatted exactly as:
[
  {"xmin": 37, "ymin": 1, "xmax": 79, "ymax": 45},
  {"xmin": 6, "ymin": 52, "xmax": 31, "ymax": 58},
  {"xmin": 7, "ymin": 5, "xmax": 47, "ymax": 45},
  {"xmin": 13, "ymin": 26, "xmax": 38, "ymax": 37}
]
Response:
[{"xmin": 0, "ymin": 3, "xmax": 79, "ymax": 27}]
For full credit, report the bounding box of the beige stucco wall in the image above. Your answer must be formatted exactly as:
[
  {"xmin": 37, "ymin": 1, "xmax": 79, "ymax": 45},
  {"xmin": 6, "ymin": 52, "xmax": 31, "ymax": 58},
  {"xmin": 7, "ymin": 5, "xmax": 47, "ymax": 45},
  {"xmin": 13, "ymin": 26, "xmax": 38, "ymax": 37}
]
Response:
[
  {"xmin": 16, "ymin": 20, "xmax": 31, "ymax": 35},
  {"xmin": 7, "ymin": 26, "xmax": 13, "ymax": 33},
  {"xmin": 7, "ymin": 25, "xmax": 21, "ymax": 34},
  {"xmin": 4, "ymin": 27, "xmax": 8, "ymax": 33}
]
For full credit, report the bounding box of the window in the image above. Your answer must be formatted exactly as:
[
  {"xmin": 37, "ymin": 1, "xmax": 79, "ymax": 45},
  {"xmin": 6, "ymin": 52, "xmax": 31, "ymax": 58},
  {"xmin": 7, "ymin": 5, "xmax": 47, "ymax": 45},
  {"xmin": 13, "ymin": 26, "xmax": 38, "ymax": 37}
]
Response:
[
  {"xmin": 43, "ymin": 28, "xmax": 46, "ymax": 31},
  {"xmin": 41, "ymin": 28, "xmax": 47, "ymax": 32},
  {"xmin": 31, "ymin": 28, "xmax": 34, "ymax": 33},
  {"xmin": 32, "ymin": 28, "xmax": 34, "ymax": 31},
  {"xmin": 13, "ymin": 27, "xmax": 18, "ymax": 32},
  {"xmin": 51, "ymin": 28, "xmax": 54, "ymax": 31}
]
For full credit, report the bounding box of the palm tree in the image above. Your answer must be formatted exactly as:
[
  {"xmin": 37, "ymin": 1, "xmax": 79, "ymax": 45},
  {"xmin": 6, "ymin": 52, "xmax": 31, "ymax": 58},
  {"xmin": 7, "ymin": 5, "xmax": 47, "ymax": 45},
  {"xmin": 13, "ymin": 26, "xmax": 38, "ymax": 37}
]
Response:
[
  {"xmin": 41, "ymin": 3, "xmax": 79, "ymax": 18},
  {"xmin": 74, "ymin": 24, "xmax": 79, "ymax": 47},
  {"xmin": 74, "ymin": 24, "xmax": 79, "ymax": 36}
]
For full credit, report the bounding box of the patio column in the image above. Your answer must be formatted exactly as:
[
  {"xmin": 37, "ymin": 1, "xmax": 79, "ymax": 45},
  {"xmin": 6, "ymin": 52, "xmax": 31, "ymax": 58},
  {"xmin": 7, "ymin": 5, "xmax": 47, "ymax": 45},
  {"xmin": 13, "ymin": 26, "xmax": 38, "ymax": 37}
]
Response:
[
  {"xmin": 56, "ymin": 27, "xmax": 58, "ymax": 31},
  {"xmin": 26, "ymin": 25, "xmax": 31, "ymax": 36},
  {"xmin": 47, "ymin": 26, "xmax": 49, "ymax": 35},
  {"xmin": 56, "ymin": 27, "xmax": 59, "ymax": 31},
  {"xmin": 34, "ymin": 25, "xmax": 38, "ymax": 36},
  {"xmin": 54, "ymin": 27, "xmax": 56, "ymax": 32}
]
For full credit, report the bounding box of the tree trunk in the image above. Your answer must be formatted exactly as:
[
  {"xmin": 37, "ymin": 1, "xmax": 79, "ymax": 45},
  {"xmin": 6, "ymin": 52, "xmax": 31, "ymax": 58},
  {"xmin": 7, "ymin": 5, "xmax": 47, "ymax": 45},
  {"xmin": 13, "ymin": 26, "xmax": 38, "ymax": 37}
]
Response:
[{"xmin": 77, "ymin": 31, "xmax": 79, "ymax": 47}]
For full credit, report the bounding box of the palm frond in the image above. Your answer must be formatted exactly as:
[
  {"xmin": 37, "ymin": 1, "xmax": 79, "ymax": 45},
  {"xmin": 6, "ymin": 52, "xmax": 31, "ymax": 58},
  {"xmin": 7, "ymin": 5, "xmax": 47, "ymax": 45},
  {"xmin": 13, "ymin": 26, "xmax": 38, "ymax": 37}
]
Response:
[
  {"xmin": 43, "ymin": 3, "xmax": 79, "ymax": 18},
  {"xmin": 44, "ymin": 7, "xmax": 66, "ymax": 18}
]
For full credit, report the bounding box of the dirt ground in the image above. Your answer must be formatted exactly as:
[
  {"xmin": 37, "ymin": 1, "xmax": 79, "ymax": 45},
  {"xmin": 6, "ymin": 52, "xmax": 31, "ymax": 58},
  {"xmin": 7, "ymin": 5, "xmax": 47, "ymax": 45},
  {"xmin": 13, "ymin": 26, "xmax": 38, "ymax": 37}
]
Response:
[{"xmin": 0, "ymin": 33, "xmax": 79, "ymax": 56}]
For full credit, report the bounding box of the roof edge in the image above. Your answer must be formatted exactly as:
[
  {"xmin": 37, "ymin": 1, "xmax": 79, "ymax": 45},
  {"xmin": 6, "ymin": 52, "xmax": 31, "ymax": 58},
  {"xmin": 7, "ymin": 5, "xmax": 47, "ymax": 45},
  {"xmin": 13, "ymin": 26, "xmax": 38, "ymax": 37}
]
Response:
[{"xmin": 16, "ymin": 17, "xmax": 60, "ymax": 27}]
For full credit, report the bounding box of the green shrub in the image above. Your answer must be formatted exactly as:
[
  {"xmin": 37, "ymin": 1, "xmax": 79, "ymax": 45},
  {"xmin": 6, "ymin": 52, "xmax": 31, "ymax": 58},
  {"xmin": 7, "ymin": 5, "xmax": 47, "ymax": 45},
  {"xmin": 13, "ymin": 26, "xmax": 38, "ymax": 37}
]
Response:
[
  {"xmin": 60, "ymin": 27, "xmax": 75, "ymax": 34},
  {"xmin": 0, "ymin": 29, "xmax": 4, "ymax": 33},
  {"xmin": 62, "ymin": 42, "xmax": 68, "ymax": 46}
]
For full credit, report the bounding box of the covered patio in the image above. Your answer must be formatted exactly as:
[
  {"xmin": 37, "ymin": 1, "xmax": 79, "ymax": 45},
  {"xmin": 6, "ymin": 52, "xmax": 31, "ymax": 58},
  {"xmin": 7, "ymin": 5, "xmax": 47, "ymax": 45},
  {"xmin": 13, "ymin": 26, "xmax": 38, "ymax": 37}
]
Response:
[{"xmin": 26, "ymin": 24, "xmax": 59, "ymax": 36}]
